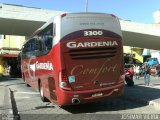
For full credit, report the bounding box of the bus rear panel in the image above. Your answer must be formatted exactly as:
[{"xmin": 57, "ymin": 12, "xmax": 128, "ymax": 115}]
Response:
[{"xmin": 56, "ymin": 13, "xmax": 124, "ymax": 105}]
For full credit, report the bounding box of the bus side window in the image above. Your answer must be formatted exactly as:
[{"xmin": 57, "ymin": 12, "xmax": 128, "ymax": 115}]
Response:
[
  {"xmin": 44, "ymin": 34, "xmax": 52, "ymax": 52},
  {"xmin": 28, "ymin": 23, "xmax": 53, "ymax": 57},
  {"xmin": 27, "ymin": 39, "xmax": 36, "ymax": 57},
  {"xmin": 36, "ymin": 39, "xmax": 44, "ymax": 56},
  {"xmin": 42, "ymin": 23, "xmax": 53, "ymax": 52},
  {"xmin": 37, "ymin": 40, "xmax": 43, "ymax": 51},
  {"xmin": 31, "ymin": 39, "xmax": 36, "ymax": 51},
  {"xmin": 22, "ymin": 41, "xmax": 32, "ymax": 59},
  {"xmin": 22, "ymin": 45, "xmax": 27, "ymax": 59}
]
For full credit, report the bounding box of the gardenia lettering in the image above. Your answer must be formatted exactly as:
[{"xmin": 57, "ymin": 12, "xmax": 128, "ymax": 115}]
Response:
[
  {"xmin": 36, "ymin": 61, "xmax": 53, "ymax": 70},
  {"xmin": 66, "ymin": 41, "xmax": 118, "ymax": 48}
]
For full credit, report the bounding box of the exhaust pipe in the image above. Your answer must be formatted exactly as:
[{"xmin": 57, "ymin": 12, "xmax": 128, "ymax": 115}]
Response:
[{"xmin": 72, "ymin": 98, "xmax": 80, "ymax": 104}]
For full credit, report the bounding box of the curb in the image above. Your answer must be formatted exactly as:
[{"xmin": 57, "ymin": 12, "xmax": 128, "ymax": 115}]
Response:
[
  {"xmin": 149, "ymin": 100, "xmax": 160, "ymax": 110},
  {"xmin": 9, "ymin": 88, "xmax": 20, "ymax": 120},
  {"xmin": 1, "ymin": 86, "xmax": 14, "ymax": 120}
]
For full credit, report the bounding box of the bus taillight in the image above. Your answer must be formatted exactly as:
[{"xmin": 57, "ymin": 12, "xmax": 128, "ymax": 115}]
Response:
[{"xmin": 59, "ymin": 70, "xmax": 72, "ymax": 90}]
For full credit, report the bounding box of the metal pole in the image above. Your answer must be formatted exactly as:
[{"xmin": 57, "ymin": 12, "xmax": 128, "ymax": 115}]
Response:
[{"xmin": 85, "ymin": 0, "xmax": 88, "ymax": 12}]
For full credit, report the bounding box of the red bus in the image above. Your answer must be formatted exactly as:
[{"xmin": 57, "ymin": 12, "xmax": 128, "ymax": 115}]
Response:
[{"xmin": 21, "ymin": 13, "xmax": 125, "ymax": 106}]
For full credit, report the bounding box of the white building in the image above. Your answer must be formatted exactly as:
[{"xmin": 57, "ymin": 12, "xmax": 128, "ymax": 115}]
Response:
[
  {"xmin": 153, "ymin": 10, "xmax": 160, "ymax": 23},
  {"xmin": 150, "ymin": 50, "xmax": 160, "ymax": 63}
]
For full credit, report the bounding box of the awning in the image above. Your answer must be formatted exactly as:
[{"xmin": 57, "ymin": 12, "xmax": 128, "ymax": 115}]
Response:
[{"xmin": 0, "ymin": 54, "xmax": 18, "ymax": 58}]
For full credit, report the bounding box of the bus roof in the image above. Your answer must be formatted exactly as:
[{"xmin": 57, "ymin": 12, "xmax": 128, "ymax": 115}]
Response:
[{"xmin": 31, "ymin": 12, "xmax": 119, "ymax": 37}]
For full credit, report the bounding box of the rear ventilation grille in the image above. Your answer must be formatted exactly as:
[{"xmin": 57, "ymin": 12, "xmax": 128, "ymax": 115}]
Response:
[{"xmin": 69, "ymin": 47, "xmax": 117, "ymax": 60}]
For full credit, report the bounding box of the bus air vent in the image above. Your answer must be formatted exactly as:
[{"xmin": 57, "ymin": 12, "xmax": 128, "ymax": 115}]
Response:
[{"xmin": 69, "ymin": 47, "xmax": 117, "ymax": 60}]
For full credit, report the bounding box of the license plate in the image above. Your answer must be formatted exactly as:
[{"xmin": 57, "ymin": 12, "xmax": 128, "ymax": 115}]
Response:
[{"xmin": 92, "ymin": 93, "xmax": 103, "ymax": 97}]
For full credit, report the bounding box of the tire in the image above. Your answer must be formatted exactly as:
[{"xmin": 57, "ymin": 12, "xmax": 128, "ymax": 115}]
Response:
[
  {"xmin": 25, "ymin": 82, "xmax": 30, "ymax": 87},
  {"xmin": 125, "ymin": 77, "xmax": 134, "ymax": 86},
  {"xmin": 39, "ymin": 82, "xmax": 48, "ymax": 102},
  {"xmin": 24, "ymin": 80, "xmax": 30, "ymax": 87},
  {"xmin": 23, "ymin": 74, "xmax": 30, "ymax": 87}
]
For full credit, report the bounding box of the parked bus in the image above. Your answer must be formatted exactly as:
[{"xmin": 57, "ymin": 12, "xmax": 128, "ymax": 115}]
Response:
[{"xmin": 21, "ymin": 13, "xmax": 125, "ymax": 106}]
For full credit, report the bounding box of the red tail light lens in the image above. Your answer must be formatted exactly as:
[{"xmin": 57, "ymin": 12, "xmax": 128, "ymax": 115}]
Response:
[{"xmin": 59, "ymin": 70, "xmax": 72, "ymax": 90}]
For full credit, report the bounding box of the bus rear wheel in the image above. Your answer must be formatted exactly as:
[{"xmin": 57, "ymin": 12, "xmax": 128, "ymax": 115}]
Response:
[
  {"xmin": 39, "ymin": 82, "xmax": 48, "ymax": 102},
  {"xmin": 25, "ymin": 82, "xmax": 30, "ymax": 87},
  {"xmin": 23, "ymin": 74, "xmax": 30, "ymax": 87}
]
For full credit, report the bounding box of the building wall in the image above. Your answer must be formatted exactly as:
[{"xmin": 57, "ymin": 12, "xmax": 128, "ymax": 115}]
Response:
[
  {"xmin": 0, "ymin": 35, "xmax": 3, "ymax": 51},
  {"xmin": 151, "ymin": 50, "xmax": 160, "ymax": 63},
  {"xmin": 0, "ymin": 35, "xmax": 26, "ymax": 55},
  {"xmin": 0, "ymin": 35, "xmax": 26, "ymax": 75},
  {"xmin": 0, "ymin": 57, "xmax": 4, "ymax": 75},
  {"xmin": 123, "ymin": 46, "xmax": 144, "ymax": 63},
  {"xmin": 123, "ymin": 46, "xmax": 132, "ymax": 54},
  {"xmin": 153, "ymin": 10, "xmax": 160, "ymax": 23}
]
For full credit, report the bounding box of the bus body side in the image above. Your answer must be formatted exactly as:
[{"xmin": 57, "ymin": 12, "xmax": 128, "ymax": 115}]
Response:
[
  {"xmin": 21, "ymin": 13, "xmax": 125, "ymax": 106},
  {"xmin": 21, "ymin": 23, "xmax": 57, "ymax": 102}
]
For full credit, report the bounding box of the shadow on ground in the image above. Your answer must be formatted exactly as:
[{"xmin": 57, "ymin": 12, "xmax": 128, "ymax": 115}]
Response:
[
  {"xmin": 62, "ymin": 96, "xmax": 145, "ymax": 114},
  {"xmin": 0, "ymin": 76, "xmax": 23, "ymax": 86},
  {"xmin": 0, "ymin": 75, "xmax": 22, "ymax": 81},
  {"xmin": 125, "ymin": 85, "xmax": 160, "ymax": 104},
  {"xmin": 63, "ymin": 85, "xmax": 160, "ymax": 114}
]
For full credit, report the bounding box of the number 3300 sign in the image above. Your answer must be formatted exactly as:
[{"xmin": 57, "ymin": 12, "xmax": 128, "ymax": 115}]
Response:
[{"xmin": 84, "ymin": 31, "xmax": 103, "ymax": 36}]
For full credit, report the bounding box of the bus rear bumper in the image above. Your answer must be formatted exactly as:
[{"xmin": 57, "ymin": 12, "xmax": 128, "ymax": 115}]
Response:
[{"xmin": 57, "ymin": 82, "xmax": 124, "ymax": 106}]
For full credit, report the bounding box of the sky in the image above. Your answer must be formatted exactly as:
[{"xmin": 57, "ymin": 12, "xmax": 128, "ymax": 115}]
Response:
[{"xmin": 0, "ymin": 0, "xmax": 160, "ymax": 23}]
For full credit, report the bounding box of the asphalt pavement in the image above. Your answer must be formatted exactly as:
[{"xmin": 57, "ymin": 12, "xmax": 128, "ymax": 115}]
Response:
[
  {"xmin": 0, "ymin": 75, "xmax": 160, "ymax": 119},
  {"xmin": 125, "ymin": 75, "xmax": 160, "ymax": 110}
]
